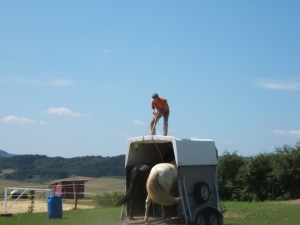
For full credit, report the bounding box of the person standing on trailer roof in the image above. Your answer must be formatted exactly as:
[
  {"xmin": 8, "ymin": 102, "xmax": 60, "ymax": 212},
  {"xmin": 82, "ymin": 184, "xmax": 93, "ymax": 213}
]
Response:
[{"xmin": 150, "ymin": 93, "xmax": 170, "ymax": 136}]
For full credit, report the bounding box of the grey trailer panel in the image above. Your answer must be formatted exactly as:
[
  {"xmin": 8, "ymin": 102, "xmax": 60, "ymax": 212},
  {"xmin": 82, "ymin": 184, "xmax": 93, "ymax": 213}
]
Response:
[{"xmin": 175, "ymin": 139, "xmax": 217, "ymax": 166}]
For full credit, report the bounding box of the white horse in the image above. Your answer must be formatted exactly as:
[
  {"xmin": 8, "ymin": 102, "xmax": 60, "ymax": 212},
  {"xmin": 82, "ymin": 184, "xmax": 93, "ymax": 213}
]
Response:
[{"xmin": 144, "ymin": 161, "xmax": 180, "ymax": 224}]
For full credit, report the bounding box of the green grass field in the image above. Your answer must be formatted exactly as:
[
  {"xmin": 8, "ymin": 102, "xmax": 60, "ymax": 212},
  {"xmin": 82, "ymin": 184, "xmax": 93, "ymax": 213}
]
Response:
[
  {"xmin": 0, "ymin": 207, "xmax": 121, "ymax": 225},
  {"xmin": 222, "ymin": 201, "xmax": 300, "ymax": 225},
  {"xmin": 1, "ymin": 201, "xmax": 300, "ymax": 225},
  {"xmin": 2, "ymin": 177, "xmax": 300, "ymax": 225}
]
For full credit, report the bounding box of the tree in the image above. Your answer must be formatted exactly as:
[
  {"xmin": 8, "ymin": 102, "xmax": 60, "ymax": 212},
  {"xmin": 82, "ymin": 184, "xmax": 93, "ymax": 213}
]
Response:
[
  {"xmin": 270, "ymin": 142, "xmax": 300, "ymax": 199},
  {"xmin": 217, "ymin": 151, "xmax": 245, "ymax": 200}
]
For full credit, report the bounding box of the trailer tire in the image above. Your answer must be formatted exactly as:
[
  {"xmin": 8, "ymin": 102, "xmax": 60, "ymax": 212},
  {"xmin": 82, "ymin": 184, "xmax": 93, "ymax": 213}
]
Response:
[
  {"xmin": 193, "ymin": 182, "xmax": 210, "ymax": 203},
  {"xmin": 194, "ymin": 210, "xmax": 206, "ymax": 225},
  {"xmin": 206, "ymin": 210, "xmax": 219, "ymax": 225}
]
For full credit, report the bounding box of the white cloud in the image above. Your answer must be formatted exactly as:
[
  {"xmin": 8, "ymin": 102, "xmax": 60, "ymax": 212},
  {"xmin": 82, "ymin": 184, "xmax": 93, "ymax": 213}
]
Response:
[
  {"xmin": 271, "ymin": 129, "xmax": 300, "ymax": 137},
  {"xmin": 13, "ymin": 78, "xmax": 73, "ymax": 87},
  {"xmin": 40, "ymin": 121, "xmax": 46, "ymax": 125},
  {"xmin": 133, "ymin": 120, "xmax": 144, "ymax": 125},
  {"xmin": 2, "ymin": 116, "xmax": 36, "ymax": 124},
  {"xmin": 45, "ymin": 108, "xmax": 90, "ymax": 117},
  {"xmin": 103, "ymin": 49, "xmax": 110, "ymax": 53},
  {"xmin": 258, "ymin": 78, "xmax": 300, "ymax": 91},
  {"xmin": 47, "ymin": 79, "xmax": 73, "ymax": 87},
  {"xmin": 260, "ymin": 82, "xmax": 300, "ymax": 90},
  {"xmin": 290, "ymin": 130, "xmax": 300, "ymax": 137},
  {"xmin": 272, "ymin": 130, "xmax": 287, "ymax": 135}
]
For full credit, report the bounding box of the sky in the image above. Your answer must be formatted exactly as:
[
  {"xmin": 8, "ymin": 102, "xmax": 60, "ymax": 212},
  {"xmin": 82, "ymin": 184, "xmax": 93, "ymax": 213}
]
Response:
[{"xmin": 0, "ymin": 1, "xmax": 299, "ymax": 158}]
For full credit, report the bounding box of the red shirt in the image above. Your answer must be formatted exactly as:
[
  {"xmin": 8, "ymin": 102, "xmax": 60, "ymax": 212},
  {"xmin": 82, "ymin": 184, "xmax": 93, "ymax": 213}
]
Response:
[{"xmin": 151, "ymin": 96, "xmax": 169, "ymax": 113}]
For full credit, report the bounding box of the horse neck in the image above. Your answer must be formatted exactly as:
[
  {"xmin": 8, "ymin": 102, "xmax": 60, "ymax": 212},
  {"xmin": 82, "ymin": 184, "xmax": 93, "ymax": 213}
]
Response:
[{"xmin": 169, "ymin": 159, "xmax": 176, "ymax": 165}]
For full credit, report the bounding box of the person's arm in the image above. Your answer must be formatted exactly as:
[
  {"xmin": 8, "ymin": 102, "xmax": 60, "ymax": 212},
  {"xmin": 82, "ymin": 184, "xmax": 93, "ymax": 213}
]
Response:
[
  {"xmin": 151, "ymin": 101, "xmax": 156, "ymax": 114},
  {"xmin": 162, "ymin": 99, "xmax": 169, "ymax": 112}
]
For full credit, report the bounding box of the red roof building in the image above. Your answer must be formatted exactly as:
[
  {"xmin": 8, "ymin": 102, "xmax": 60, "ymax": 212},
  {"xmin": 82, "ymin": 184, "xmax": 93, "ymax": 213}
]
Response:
[{"xmin": 49, "ymin": 180, "xmax": 88, "ymax": 199}]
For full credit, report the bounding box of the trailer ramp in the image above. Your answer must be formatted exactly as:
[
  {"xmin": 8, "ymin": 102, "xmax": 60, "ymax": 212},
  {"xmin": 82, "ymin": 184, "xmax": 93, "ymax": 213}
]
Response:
[{"xmin": 116, "ymin": 217, "xmax": 180, "ymax": 225}]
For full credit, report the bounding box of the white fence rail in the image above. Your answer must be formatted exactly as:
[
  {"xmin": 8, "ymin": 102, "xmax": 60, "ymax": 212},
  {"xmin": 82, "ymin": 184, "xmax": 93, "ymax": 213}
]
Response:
[{"xmin": 3, "ymin": 186, "xmax": 50, "ymax": 214}]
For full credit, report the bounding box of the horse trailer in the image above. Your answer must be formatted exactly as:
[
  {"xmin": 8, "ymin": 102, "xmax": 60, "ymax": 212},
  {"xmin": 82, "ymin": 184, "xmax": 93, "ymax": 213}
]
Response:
[{"xmin": 118, "ymin": 135, "xmax": 225, "ymax": 225}]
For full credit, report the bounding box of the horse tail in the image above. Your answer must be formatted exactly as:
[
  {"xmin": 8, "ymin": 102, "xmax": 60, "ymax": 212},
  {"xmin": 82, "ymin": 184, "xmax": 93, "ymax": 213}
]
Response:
[
  {"xmin": 146, "ymin": 170, "xmax": 180, "ymax": 206},
  {"xmin": 113, "ymin": 170, "xmax": 140, "ymax": 206}
]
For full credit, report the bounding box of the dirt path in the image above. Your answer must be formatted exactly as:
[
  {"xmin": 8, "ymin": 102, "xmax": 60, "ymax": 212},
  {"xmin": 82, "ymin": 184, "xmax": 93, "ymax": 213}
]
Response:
[
  {"xmin": 0, "ymin": 200, "xmax": 94, "ymax": 214},
  {"xmin": 116, "ymin": 217, "xmax": 179, "ymax": 225}
]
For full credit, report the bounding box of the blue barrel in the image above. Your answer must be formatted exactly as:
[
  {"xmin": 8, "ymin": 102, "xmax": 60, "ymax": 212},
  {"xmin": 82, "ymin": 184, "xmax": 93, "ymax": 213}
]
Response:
[{"xmin": 47, "ymin": 195, "xmax": 63, "ymax": 219}]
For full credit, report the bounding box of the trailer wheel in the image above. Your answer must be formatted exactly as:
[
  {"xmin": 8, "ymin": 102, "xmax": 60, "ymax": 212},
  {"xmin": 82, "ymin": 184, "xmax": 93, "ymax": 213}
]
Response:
[
  {"xmin": 193, "ymin": 182, "xmax": 210, "ymax": 203},
  {"xmin": 194, "ymin": 211, "xmax": 206, "ymax": 225},
  {"xmin": 206, "ymin": 210, "xmax": 218, "ymax": 225}
]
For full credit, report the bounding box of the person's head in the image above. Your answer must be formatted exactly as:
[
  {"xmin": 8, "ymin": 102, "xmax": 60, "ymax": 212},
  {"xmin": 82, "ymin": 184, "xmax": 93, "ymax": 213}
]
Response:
[{"xmin": 152, "ymin": 93, "xmax": 159, "ymax": 101}]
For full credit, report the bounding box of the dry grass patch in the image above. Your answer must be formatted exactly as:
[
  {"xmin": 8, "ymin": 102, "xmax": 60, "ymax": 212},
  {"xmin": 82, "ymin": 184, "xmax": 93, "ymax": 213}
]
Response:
[
  {"xmin": 271, "ymin": 199, "xmax": 300, "ymax": 205},
  {"xmin": 223, "ymin": 211, "xmax": 242, "ymax": 218},
  {"xmin": 0, "ymin": 179, "xmax": 48, "ymax": 188},
  {"xmin": 0, "ymin": 169, "xmax": 15, "ymax": 176},
  {"xmin": 0, "ymin": 199, "xmax": 95, "ymax": 214},
  {"xmin": 0, "ymin": 176, "xmax": 125, "ymax": 196},
  {"xmin": 0, "ymin": 176, "xmax": 125, "ymax": 213},
  {"xmin": 55, "ymin": 176, "xmax": 125, "ymax": 196}
]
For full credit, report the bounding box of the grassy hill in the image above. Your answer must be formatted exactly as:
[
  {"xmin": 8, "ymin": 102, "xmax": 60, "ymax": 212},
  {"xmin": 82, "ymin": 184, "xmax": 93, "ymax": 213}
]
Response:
[{"xmin": 0, "ymin": 154, "xmax": 126, "ymax": 182}]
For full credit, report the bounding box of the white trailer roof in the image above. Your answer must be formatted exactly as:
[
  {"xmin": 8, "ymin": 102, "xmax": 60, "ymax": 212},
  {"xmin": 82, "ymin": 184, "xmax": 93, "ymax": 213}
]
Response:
[{"xmin": 125, "ymin": 135, "xmax": 218, "ymax": 167}]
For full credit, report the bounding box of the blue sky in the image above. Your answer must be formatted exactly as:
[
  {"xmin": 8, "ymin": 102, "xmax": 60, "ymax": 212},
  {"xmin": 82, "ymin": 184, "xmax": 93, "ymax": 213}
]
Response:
[{"xmin": 0, "ymin": 1, "xmax": 299, "ymax": 158}]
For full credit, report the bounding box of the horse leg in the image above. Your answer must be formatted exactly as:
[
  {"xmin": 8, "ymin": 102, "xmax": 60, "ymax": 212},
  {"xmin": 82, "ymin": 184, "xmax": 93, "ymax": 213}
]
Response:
[
  {"xmin": 161, "ymin": 205, "xmax": 167, "ymax": 219},
  {"xmin": 129, "ymin": 199, "xmax": 133, "ymax": 220},
  {"xmin": 144, "ymin": 196, "xmax": 151, "ymax": 224}
]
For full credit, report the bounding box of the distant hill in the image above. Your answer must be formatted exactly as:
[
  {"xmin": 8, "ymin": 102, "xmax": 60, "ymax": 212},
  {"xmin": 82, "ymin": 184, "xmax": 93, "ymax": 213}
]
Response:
[
  {"xmin": 0, "ymin": 151, "xmax": 251, "ymax": 182},
  {"xmin": 0, "ymin": 154, "xmax": 126, "ymax": 182},
  {"xmin": 0, "ymin": 149, "xmax": 16, "ymax": 158}
]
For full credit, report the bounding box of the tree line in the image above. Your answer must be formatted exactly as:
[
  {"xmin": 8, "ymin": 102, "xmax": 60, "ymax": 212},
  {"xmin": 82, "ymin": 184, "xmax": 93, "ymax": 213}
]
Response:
[
  {"xmin": 1, "ymin": 142, "xmax": 300, "ymax": 201},
  {"xmin": 218, "ymin": 141, "xmax": 300, "ymax": 201},
  {"xmin": 0, "ymin": 154, "xmax": 125, "ymax": 182}
]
